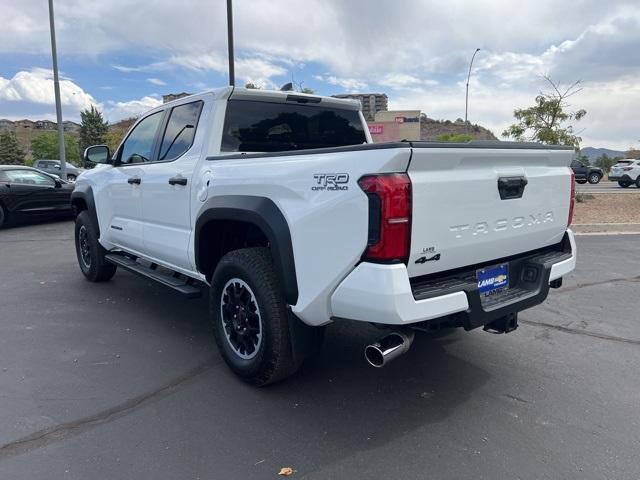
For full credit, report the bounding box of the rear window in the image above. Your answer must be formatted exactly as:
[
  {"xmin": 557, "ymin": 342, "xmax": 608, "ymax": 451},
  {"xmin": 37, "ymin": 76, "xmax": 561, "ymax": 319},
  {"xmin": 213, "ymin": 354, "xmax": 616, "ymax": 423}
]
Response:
[
  {"xmin": 221, "ymin": 100, "xmax": 366, "ymax": 153},
  {"xmin": 615, "ymin": 161, "xmax": 633, "ymax": 166}
]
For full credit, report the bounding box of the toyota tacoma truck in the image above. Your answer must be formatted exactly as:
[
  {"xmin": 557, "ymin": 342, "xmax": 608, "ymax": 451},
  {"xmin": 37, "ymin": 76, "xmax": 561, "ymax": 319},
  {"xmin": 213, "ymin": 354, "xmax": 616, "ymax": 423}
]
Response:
[{"xmin": 72, "ymin": 87, "xmax": 577, "ymax": 385}]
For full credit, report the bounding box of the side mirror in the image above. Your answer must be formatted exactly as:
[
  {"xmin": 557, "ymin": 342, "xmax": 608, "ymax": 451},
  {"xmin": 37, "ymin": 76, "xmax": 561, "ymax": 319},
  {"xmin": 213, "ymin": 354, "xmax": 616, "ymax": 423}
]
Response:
[{"xmin": 83, "ymin": 145, "xmax": 111, "ymax": 165}]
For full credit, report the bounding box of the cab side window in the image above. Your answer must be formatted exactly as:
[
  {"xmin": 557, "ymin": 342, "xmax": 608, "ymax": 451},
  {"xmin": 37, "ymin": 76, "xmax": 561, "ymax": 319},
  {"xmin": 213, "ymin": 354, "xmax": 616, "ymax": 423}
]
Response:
[
  {"xmin": 158, "ymin": 101, "xmax": 203, "ymax": 161},
  {"xmin": 119, "ymin": 111, "xmax": 163, "ymax": 165}
]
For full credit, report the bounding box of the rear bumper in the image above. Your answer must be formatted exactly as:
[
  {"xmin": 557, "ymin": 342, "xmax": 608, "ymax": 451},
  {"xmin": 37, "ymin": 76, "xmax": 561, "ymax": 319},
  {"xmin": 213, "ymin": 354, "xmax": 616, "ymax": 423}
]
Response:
[
  {"xmin": 331, "ymin": 229, "xmax": 576, "ymax": 327},
  {"xmin": 608, "ymin": 175, "xmax": 632, "ymax": 182}
]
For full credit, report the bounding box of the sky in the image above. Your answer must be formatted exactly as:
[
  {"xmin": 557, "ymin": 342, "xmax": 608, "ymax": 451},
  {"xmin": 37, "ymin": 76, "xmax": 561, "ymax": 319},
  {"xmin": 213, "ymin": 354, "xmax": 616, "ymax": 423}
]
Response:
[{"xmin": 1, "ymin": 0, "xmax": 639, "ymax": 150}]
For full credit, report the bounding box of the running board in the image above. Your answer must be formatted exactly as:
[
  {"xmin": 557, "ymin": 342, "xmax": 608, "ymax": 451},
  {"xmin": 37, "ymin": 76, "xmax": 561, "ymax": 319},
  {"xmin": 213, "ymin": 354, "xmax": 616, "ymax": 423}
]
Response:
[{"xmin": 105, "ymin": 253, "xmax": 202, "ymax": 298}]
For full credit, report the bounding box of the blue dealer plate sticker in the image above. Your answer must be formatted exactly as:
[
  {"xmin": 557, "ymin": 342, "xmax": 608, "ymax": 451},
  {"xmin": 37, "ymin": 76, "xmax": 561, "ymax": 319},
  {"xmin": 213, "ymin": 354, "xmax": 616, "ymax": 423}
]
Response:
[{"xmin": 476, "ymin": 264, "xmax": 509, "ymax": 295}]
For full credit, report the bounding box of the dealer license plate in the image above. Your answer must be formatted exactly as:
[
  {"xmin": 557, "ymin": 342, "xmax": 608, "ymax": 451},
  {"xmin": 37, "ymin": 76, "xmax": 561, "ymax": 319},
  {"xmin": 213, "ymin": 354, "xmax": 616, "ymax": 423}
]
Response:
[{"xmin": 476, "ymin": 263, "xmax": 509, "ymax": 296}]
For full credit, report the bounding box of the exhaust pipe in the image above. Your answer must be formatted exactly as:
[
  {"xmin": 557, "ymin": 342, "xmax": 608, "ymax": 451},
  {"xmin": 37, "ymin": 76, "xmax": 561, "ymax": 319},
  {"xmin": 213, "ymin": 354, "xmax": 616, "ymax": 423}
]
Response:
[{"xmin": 364, "ymin": 330, "xmax": 415, "ymax": 368}]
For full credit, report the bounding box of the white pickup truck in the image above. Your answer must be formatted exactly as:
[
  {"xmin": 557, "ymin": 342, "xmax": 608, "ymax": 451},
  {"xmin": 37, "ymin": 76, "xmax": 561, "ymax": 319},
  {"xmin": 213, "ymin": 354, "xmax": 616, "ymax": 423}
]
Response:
[{"xmin": 73, "ymin": 87, "xmax": 577, "ymax": 385}]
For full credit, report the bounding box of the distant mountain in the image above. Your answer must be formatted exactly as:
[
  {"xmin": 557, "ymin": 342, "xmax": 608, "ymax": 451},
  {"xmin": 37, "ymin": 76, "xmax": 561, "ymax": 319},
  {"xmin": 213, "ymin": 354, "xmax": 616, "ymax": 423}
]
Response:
[{"xmin": 580, "ymin": 147, "xmax": 625, "ymax": 161}]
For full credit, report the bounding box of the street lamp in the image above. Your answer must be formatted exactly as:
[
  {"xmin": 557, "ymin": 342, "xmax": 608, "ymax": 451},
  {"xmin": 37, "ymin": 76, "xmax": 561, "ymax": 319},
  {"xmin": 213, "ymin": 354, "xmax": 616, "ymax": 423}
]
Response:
[
  {"xmin": 464, "ymin": 48, "xmax": 481, "ymax": 125},
  {"xmin": 48, "ymin": 0, "xmax": 66, "ymax": 179}
]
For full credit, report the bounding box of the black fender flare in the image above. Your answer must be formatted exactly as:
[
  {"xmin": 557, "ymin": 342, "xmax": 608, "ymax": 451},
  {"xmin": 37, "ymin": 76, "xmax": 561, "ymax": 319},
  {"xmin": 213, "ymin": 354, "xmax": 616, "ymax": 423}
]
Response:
[
  {"xmin": 70, "ymin": 185, "xmax": 100, "ymax": 236},
  {"xmin": 195, "ymin": 196, "xmax": 299, "ymax": 305}
]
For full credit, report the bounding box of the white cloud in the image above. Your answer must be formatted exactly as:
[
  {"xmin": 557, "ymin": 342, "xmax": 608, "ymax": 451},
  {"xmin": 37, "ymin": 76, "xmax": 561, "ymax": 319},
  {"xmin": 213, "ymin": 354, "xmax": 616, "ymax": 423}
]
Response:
[
  {"xmin": 0, "ymin": 68, "xmax": 97, "ymax": 120},
  {"xmin": 314, "ymin": 75, "xmax": 368, "ymax": 91},
  {"xmin": 103, "ymin": 96, "xmax": 163, "ymax": 122},
  {"xmin": 147, "ymin": 78, "xmax": 167, "ymax": 86}
]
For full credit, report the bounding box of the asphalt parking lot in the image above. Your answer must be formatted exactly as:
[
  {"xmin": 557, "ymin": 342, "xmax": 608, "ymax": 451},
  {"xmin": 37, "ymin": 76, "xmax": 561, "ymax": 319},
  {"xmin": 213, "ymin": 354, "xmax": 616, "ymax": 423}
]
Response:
[
  {"xmin": 1, "ymin": 221, "xmax": 639, "ymax": 479},
  {"xmin": 576, "ymin": 180, "xmax": 639, "ymax": 194}
]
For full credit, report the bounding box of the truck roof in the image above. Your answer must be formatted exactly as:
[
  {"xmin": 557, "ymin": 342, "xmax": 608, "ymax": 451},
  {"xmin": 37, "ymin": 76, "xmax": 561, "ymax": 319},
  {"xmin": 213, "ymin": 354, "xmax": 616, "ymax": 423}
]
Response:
[{"xmin": 162, "ymin": 86, "xmax": 361, "ymax": 111}]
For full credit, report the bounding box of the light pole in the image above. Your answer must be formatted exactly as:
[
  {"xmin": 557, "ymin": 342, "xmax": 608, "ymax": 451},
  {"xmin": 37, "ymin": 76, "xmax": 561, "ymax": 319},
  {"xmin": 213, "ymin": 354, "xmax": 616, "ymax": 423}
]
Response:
[
  {"xmin": 48, "ymin": 0, "xmax": 66, "ymax": 179},
  {"xmin": 226, "ymin": 0, "xmax": 235, "ymax": 86},
  {"xmin": 464, "ymin": 48, "xmax": 481, "ymax": 125}
]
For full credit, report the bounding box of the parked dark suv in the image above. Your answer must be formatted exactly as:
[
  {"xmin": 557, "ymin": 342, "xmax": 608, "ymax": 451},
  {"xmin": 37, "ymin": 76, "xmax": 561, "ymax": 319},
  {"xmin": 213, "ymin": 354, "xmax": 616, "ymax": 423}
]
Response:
[{"xmin": 571, "ymin": 160, "xmax": 603, "ymax": 184}]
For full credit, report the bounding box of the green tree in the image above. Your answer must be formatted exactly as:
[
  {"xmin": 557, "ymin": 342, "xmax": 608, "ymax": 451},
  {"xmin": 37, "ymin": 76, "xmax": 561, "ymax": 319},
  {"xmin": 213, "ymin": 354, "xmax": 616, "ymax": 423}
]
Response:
[
  {"xmin": 300, "ymin": 87, "xmax": 315, "ymax": 94},
  {"xmin": 105, "ymin": 128, "xmax": 127, "ymax": 153},
  {"xmin": 436, "ymin": 133, "xmax": 473, "ymax": 142},
  {"xmin": 502, "ymin": 76, "xmax": 586, "ymax": 150},
  {"xmin": 79, "ymin": 105, "xmax": 109, "ymax": 153},
  {"xmin": 594, "ymin": 153, "xmax": 618, "ymax": 172},
  {"xmin": 31, "ymin": 132, "xmax": 80, "ymax": 164},
  {"xmin": 0, "ymin": 131, "xmax": 25, "ymax": 165},
  {"xmin": 245, "ymin": 82, "xmax": 260, "ymax": 89}
]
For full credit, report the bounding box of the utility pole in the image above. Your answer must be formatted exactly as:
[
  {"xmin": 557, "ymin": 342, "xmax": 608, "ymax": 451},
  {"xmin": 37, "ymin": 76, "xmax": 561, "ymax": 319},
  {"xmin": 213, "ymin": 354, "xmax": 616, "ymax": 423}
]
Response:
[
  {"xmin": 226, "ymin": 0, "xmax": 235, "ymax": 86},
  {"xmin": 465, "ymin": 48, "xmax": 481, "ymax": 126},
  {"xmin": 48, "ymin": 0, "xmax": 66, "ymax": 180}
]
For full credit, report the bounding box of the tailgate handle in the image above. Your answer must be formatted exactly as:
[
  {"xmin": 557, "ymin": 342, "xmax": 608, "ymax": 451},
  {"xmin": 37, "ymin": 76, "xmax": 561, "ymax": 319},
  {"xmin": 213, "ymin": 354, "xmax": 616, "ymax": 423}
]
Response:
[{"xmin": 497, "ymin": 176, "xmax": 528, "ymax": 200}]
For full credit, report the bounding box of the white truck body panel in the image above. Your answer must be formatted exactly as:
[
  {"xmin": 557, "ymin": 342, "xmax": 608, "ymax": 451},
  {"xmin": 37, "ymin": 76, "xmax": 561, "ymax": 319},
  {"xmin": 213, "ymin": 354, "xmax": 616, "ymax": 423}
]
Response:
[{"xmin": 406, "ymin": 147, "xmax": 573, "ymax": 277}]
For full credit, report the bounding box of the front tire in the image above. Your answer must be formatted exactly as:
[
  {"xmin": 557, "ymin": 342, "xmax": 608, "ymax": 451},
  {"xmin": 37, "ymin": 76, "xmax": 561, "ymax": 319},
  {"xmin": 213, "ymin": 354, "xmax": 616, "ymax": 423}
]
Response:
[
  {"xmin": 619, "ymin": 181, "xmax": 631, "ymax": 188},
  {"xmin": 74, "ymin": 211, "xmax": 117, "ymax": 282},
  {"xmin": 636, "ymin": 177, "xmax": 640, "ymax": 188},
  {"xmin": 210, "ymin": 248, "xmax": 298, "ymax": 386},
  {"xmin": 588, "ymin": 173, "xmax": 601, "ymax": 184}
]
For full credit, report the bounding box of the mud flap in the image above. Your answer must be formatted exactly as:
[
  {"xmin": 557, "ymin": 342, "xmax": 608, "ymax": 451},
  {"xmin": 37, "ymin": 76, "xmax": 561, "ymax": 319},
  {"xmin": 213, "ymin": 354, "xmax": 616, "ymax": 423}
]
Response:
[{"xmin": 287, "ymin": 311, "xmax": 325, "ymax": 366}]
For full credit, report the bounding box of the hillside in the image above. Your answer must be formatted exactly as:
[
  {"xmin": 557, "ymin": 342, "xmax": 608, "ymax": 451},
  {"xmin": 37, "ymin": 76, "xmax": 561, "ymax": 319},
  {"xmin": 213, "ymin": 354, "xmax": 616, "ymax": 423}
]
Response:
[
  {"xmin": 420, "ymin": 115, "xmax": 497, "ymax": 141},
  {"xmin": 580, "ymin": 147, "xmax": 625, "ymax": 161}
]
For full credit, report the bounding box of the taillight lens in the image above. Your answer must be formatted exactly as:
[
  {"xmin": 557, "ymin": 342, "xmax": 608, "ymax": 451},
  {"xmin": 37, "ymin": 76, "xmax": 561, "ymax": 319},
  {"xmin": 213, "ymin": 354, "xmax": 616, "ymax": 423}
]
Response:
[
  {"xmin": 568, "ymin": 170, "xmax": 576, "ymax": 227},
  {"xmin": 358, "ymin": 173, "xmax": 411, "ymax": 263},
  {"xmin": 622, "ymin": 166, "xmax": 633, "ymax": 171}
]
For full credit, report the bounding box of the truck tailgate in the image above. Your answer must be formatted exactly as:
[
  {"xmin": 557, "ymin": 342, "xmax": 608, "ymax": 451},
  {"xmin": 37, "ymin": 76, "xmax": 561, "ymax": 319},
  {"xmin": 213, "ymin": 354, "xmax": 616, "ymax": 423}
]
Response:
[{"xmin": 406, "ymin": 145, "xmax": 574, "ymax": 278}]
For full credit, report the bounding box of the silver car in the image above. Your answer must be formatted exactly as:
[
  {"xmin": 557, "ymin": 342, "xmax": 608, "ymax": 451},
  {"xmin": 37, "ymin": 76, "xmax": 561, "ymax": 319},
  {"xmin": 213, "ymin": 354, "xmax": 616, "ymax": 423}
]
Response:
[{"xmin": 32, "ymin": 159, "xmax": 84, "ymax": 182}]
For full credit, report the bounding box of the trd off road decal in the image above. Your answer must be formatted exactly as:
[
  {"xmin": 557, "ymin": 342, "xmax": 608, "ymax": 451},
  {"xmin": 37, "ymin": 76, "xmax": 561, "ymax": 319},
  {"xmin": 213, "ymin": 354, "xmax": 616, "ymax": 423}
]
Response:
[{"xmin": 312, "ymin": 174, "xmax": 349, "ymax": 191}]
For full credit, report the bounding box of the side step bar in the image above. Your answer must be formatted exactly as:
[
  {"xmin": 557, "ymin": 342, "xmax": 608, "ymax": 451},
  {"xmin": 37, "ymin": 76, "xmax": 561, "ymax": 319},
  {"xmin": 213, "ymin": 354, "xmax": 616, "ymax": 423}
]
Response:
[{"xmin": 105, "ymin": 253, "xmax": 202, "ymax": 298}]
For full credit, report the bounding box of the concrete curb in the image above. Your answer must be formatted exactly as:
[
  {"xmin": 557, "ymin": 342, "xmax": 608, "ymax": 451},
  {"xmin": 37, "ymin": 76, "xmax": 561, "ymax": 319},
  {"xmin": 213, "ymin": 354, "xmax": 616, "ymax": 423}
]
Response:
[{"xmin": 573, "ymin": 223, "xmax": 640, "ymax": 235}]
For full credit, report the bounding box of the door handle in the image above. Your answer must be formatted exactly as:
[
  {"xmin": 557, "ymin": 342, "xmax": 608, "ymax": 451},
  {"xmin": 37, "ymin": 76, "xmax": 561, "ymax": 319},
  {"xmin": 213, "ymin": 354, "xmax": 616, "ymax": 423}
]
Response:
[
  {"xmin": 127, "ymin": 177, "xmax": 141, "ymax": 185},
  {"xmin": 168, "ymin": 176, "xmax": 188, "ymax": 186}
]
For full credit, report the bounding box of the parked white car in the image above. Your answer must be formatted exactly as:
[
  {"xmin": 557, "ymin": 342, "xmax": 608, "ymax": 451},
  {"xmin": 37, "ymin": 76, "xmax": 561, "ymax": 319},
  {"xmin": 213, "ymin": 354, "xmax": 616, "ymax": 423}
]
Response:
[
  {"xmin": 72, "ymin": 87, "xmax": 577, "ymax": 385},
  {"xmin": 609, "ymin": 159, "xmax": 640, "ymax": 188}
]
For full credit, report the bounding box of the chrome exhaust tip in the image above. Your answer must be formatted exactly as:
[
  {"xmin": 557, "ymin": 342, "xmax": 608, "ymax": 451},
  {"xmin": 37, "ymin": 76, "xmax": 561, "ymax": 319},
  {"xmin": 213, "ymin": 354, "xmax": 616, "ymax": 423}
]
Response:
[{"xmin": 364, "ymin": 330, "xmax": 415, "ymax": 368}]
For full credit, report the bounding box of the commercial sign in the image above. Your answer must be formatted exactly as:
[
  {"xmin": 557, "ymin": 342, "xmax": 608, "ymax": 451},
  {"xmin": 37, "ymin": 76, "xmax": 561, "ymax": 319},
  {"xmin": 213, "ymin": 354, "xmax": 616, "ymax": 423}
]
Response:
[{"xmin": 368, "ymin": 124, "xmax": 384, "ymax": 134}]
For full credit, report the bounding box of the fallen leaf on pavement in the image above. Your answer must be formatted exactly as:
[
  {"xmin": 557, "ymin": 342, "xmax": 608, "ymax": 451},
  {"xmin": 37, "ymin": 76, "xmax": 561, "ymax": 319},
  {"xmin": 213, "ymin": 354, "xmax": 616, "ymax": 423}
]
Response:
[{"xmin": 278, "ymin": 467, "xmax": 295, "ymax": 476}]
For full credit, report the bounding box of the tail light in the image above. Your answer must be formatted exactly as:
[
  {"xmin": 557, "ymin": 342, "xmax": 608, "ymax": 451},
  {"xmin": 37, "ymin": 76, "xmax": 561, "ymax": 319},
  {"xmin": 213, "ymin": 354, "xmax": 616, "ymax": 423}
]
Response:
[
  {"xmin": 568, "ymin": 170, "xmax": 576, "ymax": 227},
  {"xmin": 622, "ymin": 166, "xmax": 633, "ymax": 171},
  {"xmin": 358, "ymin": 173, "xmax": 411, "ymax": 263}
]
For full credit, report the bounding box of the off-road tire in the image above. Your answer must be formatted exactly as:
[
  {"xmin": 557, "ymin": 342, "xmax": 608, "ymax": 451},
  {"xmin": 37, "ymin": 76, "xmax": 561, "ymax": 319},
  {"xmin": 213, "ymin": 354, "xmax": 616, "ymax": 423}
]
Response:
[
  {"xmin": 619, "ymin": 181, "xmax": 631, "ymax": 188},
  {"xmin": 210, "ymin": 247, "xmax": 297, "ymax": 386},
  {"xmin": 588, "ymin": 173, "xmax": 601, "ymax": 184},
  {"xmin": 636, "ymin": 177, "xmax": 640, "ymax": 188},
  {"xmin": 75, "ymin": 211, "xmax": 117, "ymax": 282}
]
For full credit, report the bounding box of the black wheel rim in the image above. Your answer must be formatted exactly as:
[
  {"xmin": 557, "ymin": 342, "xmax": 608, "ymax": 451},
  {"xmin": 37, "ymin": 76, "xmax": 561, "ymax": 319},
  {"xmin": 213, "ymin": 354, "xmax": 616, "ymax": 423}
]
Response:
[
  {"xmin": 78, "ymin": 225, "xmax": 91, "ymax": 268},
  {"xmin": 220, "ymin": 278, "xmax": 263, "ymax": 360}
]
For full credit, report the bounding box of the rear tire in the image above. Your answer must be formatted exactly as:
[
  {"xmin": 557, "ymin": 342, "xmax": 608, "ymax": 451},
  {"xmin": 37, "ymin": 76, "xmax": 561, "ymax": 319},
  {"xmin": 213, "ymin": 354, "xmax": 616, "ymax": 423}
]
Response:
[
  {"xmin": 75, "ymin": 211, "xmax": 117, "ymax": 282},
  {"xmin": 619, "ymin": 181, "xmax": 631, "ymax": 188},
  {"xmin": 636, "ymin": 177, "xmax": 640, "ymax": 188},
  {"xmin": 576, "ymin": 180, "xmax": 587, "ymax": 184},
  {"xmin": 210, "ymin": 247, "xmax": 298, "ymax": 386},
  {"xmin": 588, "ymin": 173, "xmax": 601, "ymax": 184}
]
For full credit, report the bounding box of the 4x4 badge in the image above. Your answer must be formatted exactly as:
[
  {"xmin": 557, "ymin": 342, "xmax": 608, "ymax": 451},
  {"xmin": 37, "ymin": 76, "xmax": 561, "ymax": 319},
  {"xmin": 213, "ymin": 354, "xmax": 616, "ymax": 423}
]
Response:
[{"xmin": 415, "ymin": 253, "xmax": 441, "ymax": 264}]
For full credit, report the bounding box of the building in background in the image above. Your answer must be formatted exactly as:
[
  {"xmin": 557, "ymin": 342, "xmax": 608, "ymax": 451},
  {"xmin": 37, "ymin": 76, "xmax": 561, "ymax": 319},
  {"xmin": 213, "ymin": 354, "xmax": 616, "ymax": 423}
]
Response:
[
  {"xmin": 163, "ymin": 92, "xmax": 192, "ymax": 104},
  {"xmin": 332, "ymin": 93, "xmax": 388, "ymax": 121},
  {"xmin": 367, "ymin": 110, "xmax": 422, "ymax": 143}
]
